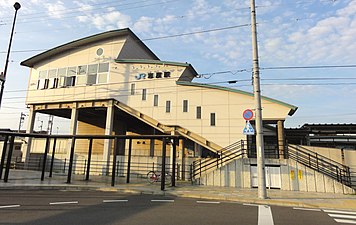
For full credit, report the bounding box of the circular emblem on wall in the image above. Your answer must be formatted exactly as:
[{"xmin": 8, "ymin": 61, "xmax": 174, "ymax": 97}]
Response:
[{"xmin": 96, "ymin": 48, "xmax": 104, "ymax": 56}]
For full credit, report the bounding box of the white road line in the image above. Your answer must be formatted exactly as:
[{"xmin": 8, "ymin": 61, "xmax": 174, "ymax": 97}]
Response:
[
  {"xmin": 243, "ymin": 203, "xmax": 259, "ymax": 207},
  {"xmin": 293, "ymin": 207, "xmax": 321, "ymax": 212},
  {"xmin": 258, "ymin": 205, "xmax": 274, "ymax": 225},
  {"xmin": 329, "ymin": 214, "xmax": 356, "ymax": 219},
  {"xmin": 0, "ymin": 205, "xmax": 20, "ymax": 209},
  {"xmin": 151, "ymin": 200, "xmax": 175, "ymax": 203},
  {"xmin": 49, "ymin": 201, "xmax": 78, "ymax": 205},
  {"xmin": 324, "ymin": 210, "xmax": 356, "ymax": 215},
  {"xmin": 196, "ymin": 201, "xmax": 220, "ymax": 204},
  {"xmin": 334, "ymin": 219, "xmax": 356, "ymax": 224},
  {"xmin": 103, "ymin": 200, "xmax": 128, "ymax": 203}
]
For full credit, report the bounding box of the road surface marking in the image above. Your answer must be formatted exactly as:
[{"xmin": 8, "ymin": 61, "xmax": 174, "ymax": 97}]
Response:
[
  {"xmin": 151, "ymin": 200, "xmax": 174, "ymax": 203},
  {"xmin": 333, "ymin": 219, "xmax": 356, "ymax": 224},
  {"xmin": 323, "ymin": 210, "xmax": 356, "ymax": 215},
  {"xmin": 243, "ymin": 203, "xmax": 259, "ymax": 207},
  {"xmin": 196, "ymin": 201, "xmax": 220, "ymax": 204},
  {"xmin": 258, "ymin": 205, "xmax": 274, "ymax": 225},
  {"xmin": 103, "ymin": 200, "xmax": 128, "ymax": 203},
  {"xmin": 328, "ymin": 214, "xmax": 356, "ymax": 219},
  {"xmin": 0, "ymin": 205, "xmax": 20, "ymax": 209},
  {"xmin": 49, "ymin": 201, "xmax": 78, "ymax": 205},
  {"xmin": 293, "ymin": 207, "xmax": 321, "ymax": 211}
]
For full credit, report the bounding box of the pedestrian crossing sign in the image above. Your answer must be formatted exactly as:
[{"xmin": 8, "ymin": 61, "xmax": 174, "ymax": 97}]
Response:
[{"xmin": 243, "ymin": 121, "xmax": 255, "ymax": 135}]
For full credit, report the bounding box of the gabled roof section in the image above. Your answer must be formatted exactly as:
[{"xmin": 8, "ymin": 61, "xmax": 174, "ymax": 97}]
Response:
[
  {"xmin": 21, "ymin": 28, "xmax": 159, "ymax": 68},
  {"xmin": 176, "ymin": 81, "xmax": 298, "ymax": 116}
]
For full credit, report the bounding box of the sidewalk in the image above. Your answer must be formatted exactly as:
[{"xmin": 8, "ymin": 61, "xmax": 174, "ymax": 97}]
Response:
[{"xmin": 1, "ymin": 170, "xmax": 356, "ymax": 210}]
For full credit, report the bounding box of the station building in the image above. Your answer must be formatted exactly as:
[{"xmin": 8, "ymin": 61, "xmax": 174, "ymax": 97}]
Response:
[{"xmin": 19, "ymin": 28, "xmax": 354, "ymax": 193}]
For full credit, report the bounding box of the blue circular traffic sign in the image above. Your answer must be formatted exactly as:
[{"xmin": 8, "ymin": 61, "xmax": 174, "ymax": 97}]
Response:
[{"xmin": 243, "ymin": 109, "xmax": 254, "ymax": 121}]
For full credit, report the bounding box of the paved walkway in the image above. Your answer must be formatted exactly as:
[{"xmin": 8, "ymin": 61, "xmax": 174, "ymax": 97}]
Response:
[{"xmin": 1, "ymin": 170, "xmax": 356, "ymax": 211}]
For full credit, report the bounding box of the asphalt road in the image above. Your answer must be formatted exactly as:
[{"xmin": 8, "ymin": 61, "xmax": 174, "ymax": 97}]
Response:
[{"xmin": 0, "ymin": 190, "xmax": 355, "ymax": 225}]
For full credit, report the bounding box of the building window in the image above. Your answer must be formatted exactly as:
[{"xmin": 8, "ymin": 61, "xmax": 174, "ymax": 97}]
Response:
[
  {"xmin": 210, "ymin": 113, "xmax": 216, "ymax": 126},
  {"xmin": 154, "ymin": 95, "xmax": 158, "ymax": 106},
  {"xmin": 131, "ymin": 83, "xmax": 135, "ymax": 95},
  {"xmin": 166, "ymin": 101, "xmax": 171, "ymax": 113},
  {"xmin": 76, "ymin": 65, "xmax": 87, "ymax": 86},
  {"xmin": 196, "ymin": 106, "xmax": 201, "ymax": 119},
  {"xmin": 97, "ymin": 63, "xmax": 109, "ymax": 84},
  {"xmin": 48, "ymin": 69, "xmax": 58, "ymax": 88},
  {"xmin": 164, "ymin": 72, "xmax": 171, "ymax": 78},
  {"xmin": 65, "ymin": 67, "xmax": 76, "ymax": 87},
  {"xmin": 57, "ymin": 68, "xmax": 67, "ymax": 87},
  {"xmin": 37, "ymin": 70, "xmax": 48, "ymax": 90},
  {"xmin": 156, "ymin": 72, "xmax": 162, "ymax": 78},
  {"xmin": 183, "ymin": 100, "xmax": 188, "ymax": 112},
  {"xmin": 142, "ymin": 89, "xmax": 147, "ymax": 100}
]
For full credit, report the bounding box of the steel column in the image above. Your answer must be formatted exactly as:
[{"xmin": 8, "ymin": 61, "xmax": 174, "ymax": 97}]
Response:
[
  {"xmin": 172, "ymin": 138, "xmax": 176, "ymax": 187},
  {"xmin": 41, "ymin": 137, "xmax": 50, "ymax": 181},
  {"xmin": 161, "ymin": 138, "xmax": 167, "ymax": 191},
  {"xmin": 4, "ymin": 135, "xmax": 15, "ymax": 182},
  {"xmin": 111, "ymin": 137, "xmax": 119, "ymax": 186},
  {"xmin": 0, "ymin": 135, "xmax": 9, "ymax": 179},
  {"xmin": 66, "ymin": 137, "xmax": 76, "ymax": 184},
  {"xmin": 85, "ymin": 138, "xmax": 93, "ymax": 181},
  {"xmin": 49, "ymin": 138, "xmax": 57, "ymax": 177},
  {"xmin": 126, "ymin": 139, "xmax": 132, "ymax": 183}
]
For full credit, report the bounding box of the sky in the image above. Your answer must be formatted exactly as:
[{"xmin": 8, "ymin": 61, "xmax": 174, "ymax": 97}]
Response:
[{"xmin": 0, "ymin": 0, "xmax": 356, "ymax": 133}]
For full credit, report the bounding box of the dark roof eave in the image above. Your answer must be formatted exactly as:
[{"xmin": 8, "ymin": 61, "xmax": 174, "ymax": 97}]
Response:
[{"xmin": 21, "ymin": 28, "xmax": 159, "ymax": 68}]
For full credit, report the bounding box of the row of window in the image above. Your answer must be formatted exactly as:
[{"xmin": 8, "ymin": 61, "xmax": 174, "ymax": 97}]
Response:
[
  {"xmin": 36, "ymin": 63, "xmax": 109, "ymax": 89},
  {"xmin": 134, "ymin": 87, "xmax": 215, "ymax": 126}
]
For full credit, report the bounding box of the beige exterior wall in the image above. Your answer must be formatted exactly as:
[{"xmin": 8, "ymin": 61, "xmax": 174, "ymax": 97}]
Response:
[
  {"xmin": 299, "ymin": 145, "xmax": 356, "ymax": 169},
  {"xmin": 25, "ymin": 33, "xmax": 294, "ymax": 152}
]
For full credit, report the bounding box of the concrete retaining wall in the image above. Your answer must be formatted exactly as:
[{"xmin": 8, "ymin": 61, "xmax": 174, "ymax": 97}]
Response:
[{"xmin": 198, "ymin": 158, "xmax": 355, "ymax": 194}]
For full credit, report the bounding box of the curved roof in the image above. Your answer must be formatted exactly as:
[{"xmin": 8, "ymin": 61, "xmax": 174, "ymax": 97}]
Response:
[
  {"xmin": 21, "ymin": 28, "xmax": 159, "ymax": 68},
  {"xmin": 176, "ymin": 81, "xmax": 298, "ymax": 116}
]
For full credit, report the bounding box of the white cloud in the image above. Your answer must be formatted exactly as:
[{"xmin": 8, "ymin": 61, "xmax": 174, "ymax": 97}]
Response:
[
  {"xmin": 76, "ymin": 9, "xmax": 132, "ymax": 31},
  {"xmin": 45, "ymin": 1, "xmax": 67, "ymax": 19}
]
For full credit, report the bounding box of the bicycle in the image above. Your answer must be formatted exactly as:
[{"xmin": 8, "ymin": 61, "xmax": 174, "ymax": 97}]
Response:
[{"xmin": 147, "ymin": 171, "xmax": 172, "ymax": 185}]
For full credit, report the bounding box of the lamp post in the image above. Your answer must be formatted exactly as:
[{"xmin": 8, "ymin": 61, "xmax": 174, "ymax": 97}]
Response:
[{"xmin": 0, "ymin": 2, "xmax": 21, "ymax": 108}]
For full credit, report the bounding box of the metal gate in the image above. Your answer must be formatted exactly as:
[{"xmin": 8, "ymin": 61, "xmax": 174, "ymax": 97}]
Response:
[{"xmin": 251, "ymin": 165, "xmax": 281, "ymax": 189}]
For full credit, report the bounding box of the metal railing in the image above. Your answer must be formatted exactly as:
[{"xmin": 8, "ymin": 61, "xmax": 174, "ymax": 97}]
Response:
[
  {"xmin": 191, "ymin": 140, "xmax": 246, "ymax": 179},
  {"xmin": 287, "ymin": 145, "xmax": 352, "ymax": 187}
]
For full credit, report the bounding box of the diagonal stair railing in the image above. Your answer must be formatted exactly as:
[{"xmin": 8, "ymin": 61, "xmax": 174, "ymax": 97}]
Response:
[
  {"xmin": 287, "ymin": 145, "xmax": 353, "ymax": 188},
  {"xmin": 191, "ymin": 140, "xmax": 246, "ymax": 180}
]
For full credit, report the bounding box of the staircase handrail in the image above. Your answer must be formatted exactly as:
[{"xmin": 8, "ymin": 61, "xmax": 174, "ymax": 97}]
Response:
[
  {"xmin": 287, "ymin": 145, "xmax": 352, "ymax": 186},
  {"xmin": 192, "ymin": 140, "xmax": 246, "ymax": 178}
]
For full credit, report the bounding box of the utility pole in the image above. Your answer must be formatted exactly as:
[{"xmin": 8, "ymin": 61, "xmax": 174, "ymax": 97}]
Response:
[
  {"xmin": 47, "ymin": 115, "xmax": 54, "ymax": 135},
  {"xmin": 250, "ymin": 0, "xmax": 267, "ymax": 199},
  {"xmin": 18, "ymin": 112, "xmax": 27, "ymax": 132},
  {"xmin": 0, "ymin": 2, "xmax": 21, "ymax": 108}
]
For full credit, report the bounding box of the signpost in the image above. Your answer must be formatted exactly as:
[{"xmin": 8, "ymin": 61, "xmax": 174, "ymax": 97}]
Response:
[{"xmin": 243, "ymin": 109, "xmax": 255, "ymax": 135}]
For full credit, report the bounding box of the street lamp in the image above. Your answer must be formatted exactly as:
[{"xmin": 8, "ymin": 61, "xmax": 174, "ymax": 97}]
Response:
[{"xmin": 0, "ymin": 2, "xmax": 21, "ymax": 108}]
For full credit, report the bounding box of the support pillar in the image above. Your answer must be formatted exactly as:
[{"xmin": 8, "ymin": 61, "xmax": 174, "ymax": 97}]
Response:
[
  {"xmin": 22, "ymin": 105, "xmax": 36, "ymax": 166},
  {"xmin": 66, "ymin": 104, "xmax": 78, "ymax": 159},
  {"xmin": 103, "ymin": 101, "xmax": 114, "ymax": 175},
  {"xmin": 277, "ymin": 120, "xmax": 285, "ymax": 159}
]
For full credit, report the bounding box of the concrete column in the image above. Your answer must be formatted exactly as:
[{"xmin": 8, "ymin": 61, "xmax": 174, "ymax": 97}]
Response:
[
  {"xmin": 277, "ymin": 120, "xmax": 285, "ymax": 159},
  {"xmin": 22, "ymin": 105, "xmax": 36, "ymax": 164},
  {"xmin": 103, "ymin": 101, "xmax": 114, "ymax": 174},
  {"xmin": 66, "ymin": 104, "xmax": 79, "ymax": 159}
]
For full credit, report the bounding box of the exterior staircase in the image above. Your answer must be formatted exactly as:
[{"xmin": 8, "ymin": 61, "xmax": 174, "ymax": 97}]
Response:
[
  {"xmin": 191, "ymin": 140, "xmax": 246, "ymax": 180},
  {"xmin": 287, "ymin": 145, "xmax": 354, "ymax": 190},
  {"xmin": 114, "ymin": 101, "xmax": 224, "ymax": 153}
]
